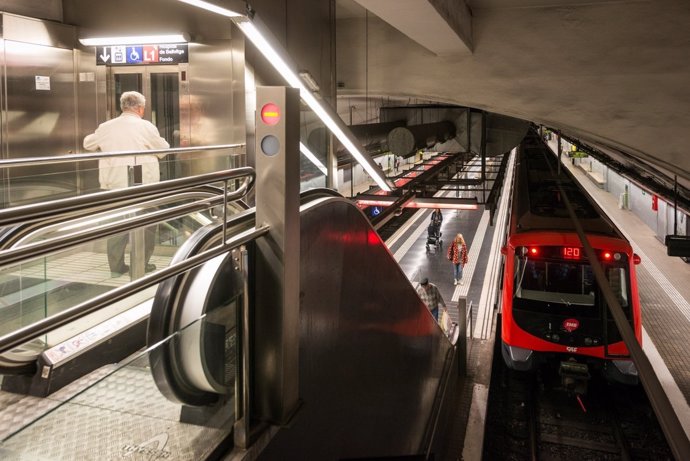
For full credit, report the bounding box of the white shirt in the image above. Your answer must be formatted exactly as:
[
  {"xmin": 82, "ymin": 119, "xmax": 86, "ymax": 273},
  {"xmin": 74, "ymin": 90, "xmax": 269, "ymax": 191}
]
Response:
[{"xmin": 83, "ymin": 112, "xmax": 170, "ymax": 190}]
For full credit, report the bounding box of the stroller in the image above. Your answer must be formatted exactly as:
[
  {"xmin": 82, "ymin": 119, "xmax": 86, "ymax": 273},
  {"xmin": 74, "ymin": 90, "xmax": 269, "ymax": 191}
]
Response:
[{"xmin": 425, "ymin": 222, "xmax": 443, "ymax": 252}]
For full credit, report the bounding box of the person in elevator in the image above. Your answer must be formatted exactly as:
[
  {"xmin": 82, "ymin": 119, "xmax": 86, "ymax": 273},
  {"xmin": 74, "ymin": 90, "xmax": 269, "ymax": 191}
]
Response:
[
  {"xmin": 416, "ymin": 277, "xmax": 447, "ymax": 321},
  {"xmin": 83, "ymin": 90, "xmax": 170, "ymax": 276},
  {"xmin": 447, "ymin": 233, "xmax": 469, "ymax": 286}
]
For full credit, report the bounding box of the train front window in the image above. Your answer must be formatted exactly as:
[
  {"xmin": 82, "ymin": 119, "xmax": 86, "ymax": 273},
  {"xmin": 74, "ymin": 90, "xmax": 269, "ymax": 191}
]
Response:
[
  {"xmin": 514, "ymin": 250, "xmax": 632, "ymax": 313},
  {"xmin": 515, "ymin": 259, "xmax": 595, "ymax": 306},
  {"xmin": 607, "ymin": 267, "xmax": 629, "ymax": 307}
]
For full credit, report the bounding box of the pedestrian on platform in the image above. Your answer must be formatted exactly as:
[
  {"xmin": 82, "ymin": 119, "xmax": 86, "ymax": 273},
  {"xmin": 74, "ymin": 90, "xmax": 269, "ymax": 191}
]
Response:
[
  {"xmin": 430, "ymin": 208, "xmax": 443, "ymax": 228},
  {"xmin": 83, "ymin": 90, "xmax": 170, "ymax": 276},
  {"xmin": 416, "ymin": 277, "xmax": 446, "ymax": 321},
  {"xmin": 447, "ymin": 233, "xmax": 469, "ymax": 286}
]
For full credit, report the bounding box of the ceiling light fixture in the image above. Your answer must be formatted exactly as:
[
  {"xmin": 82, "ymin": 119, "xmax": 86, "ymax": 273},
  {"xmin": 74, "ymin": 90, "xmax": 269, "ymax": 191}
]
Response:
[
  {"xmin": 176, "ymin": 0, "xmax": 244, "ymax": 17},
  {"xmin": 79, "ymin": 34, "xmax": 189, "ymax": 46},
  {"xmin": 233, "ymin": 18, "xmax": 391, "ymax": 191},
  {"xmin": 173, "ymin": 0, "xmax": 391, "ymax": 191},
  {"xmin": 298, "ymin": 71, "xmax": 320, "ymax": 92}
]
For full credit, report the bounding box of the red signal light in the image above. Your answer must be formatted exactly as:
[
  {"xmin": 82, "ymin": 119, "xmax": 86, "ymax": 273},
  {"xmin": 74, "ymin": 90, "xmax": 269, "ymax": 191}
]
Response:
[
  {"xmin": 260, "ymin": 103, "xmax": 281, "ymax": 126},
  {"xmin": 529, "ymin": 247, "xmax": 539, "ymax": 256},
  {"xmin": 602, "ymin": 251, "xmax": 612, "ymax": 260}
]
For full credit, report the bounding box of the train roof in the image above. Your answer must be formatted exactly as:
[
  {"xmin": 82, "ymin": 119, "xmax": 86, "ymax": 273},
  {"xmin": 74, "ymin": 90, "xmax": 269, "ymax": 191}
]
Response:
[{"xmin": 511, "ymin": 130, "xmax": 623, "ymax": 239}]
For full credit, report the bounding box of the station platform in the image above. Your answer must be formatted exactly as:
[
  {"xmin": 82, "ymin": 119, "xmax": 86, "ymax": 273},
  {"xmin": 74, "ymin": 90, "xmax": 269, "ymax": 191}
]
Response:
[{"xmin": 382, "ymin": 146, "xmax": 690, "ymax": 459}]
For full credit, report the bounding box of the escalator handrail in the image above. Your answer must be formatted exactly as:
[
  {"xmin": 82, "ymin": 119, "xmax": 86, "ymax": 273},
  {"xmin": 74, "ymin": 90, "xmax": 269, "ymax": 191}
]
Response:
[
  {"xmin": 0, "ymin": 186, "xmax": 230, "ymax": 250},
  {"xmin": 0, "ymin": 143, "xmax": 245, "ymax": 169},
  {"xmin": 0, "ymin": 172, "xmax": 253, "ymax": 268},
  {"xmin": 0, "ymin": 184, "xmax": 249, "ymax": 268},
  {"xmin": 0, "ymin": 167, "xmax": 255, "ymax": 227},
  {"xmin": 0, "ymin": 221, "xmax": 269, "ymax": 356}
]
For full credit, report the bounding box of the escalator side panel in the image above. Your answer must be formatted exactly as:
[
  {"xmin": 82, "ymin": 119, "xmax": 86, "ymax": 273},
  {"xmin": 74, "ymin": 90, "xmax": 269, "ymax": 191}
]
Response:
[{"xmin": 257, "ymin": 198, "xmax": 453, "ymax": 459}]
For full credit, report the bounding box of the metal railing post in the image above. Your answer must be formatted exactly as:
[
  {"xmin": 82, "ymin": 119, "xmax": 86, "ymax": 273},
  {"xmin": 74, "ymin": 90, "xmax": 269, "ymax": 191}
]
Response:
[{"xmin": 457, "ymin": 297, "xmax": 468, "ymax": 375}]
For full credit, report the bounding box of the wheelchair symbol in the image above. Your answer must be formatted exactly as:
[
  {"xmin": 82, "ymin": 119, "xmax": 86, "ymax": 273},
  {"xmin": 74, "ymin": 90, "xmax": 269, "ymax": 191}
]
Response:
[{"xmin": 130, "ymin": 49, "xmax": 140, "ymax": 61}]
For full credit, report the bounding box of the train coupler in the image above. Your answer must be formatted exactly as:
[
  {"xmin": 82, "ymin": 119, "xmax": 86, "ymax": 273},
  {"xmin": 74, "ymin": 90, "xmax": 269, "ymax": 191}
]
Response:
[{"xmin": 559, "ymin": 359, "xmax": 590, "ymax": 395}]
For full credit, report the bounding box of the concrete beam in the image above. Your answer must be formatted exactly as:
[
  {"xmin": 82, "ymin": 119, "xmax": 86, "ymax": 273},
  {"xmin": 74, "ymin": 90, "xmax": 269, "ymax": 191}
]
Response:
[{"xmin": 353, "ymin": 0, "xmax": 472, "ymax": 56}]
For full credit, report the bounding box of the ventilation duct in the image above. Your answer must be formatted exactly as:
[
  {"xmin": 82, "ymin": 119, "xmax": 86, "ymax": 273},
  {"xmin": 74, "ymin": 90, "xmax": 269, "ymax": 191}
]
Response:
[
  {"xmin": 387, "ymin": 121, "xmax": 457, "ymax": 157},
  {"xmin": 307, "ymin": 120, "xmax": 406, "ymax": 159}
]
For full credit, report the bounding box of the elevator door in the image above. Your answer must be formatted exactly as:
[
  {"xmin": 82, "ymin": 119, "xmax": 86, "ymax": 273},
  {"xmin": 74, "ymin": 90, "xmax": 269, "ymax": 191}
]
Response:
[{"xmin": 109, "ymin": 66, "xmax": 184, "ymax": 181}]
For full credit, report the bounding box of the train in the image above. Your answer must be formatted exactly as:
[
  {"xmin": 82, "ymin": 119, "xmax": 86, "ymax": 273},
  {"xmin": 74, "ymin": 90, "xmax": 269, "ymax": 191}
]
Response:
[{"xmin": 500, "ymin": 128, "xmax": 642, "ymax": 389}]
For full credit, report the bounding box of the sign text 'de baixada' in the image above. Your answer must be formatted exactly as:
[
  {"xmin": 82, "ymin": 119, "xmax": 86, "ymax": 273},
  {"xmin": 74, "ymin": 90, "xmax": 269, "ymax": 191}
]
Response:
[{"xmin": 96, "ymin": 44, "xmax": 188, "ymax": 66}]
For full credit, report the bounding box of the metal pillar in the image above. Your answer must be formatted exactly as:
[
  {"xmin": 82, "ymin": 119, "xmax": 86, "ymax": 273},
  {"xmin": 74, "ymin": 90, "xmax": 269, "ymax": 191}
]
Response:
[{"xmin": 253, "ymin": 86, "xmax": 301, "ymax": 425}]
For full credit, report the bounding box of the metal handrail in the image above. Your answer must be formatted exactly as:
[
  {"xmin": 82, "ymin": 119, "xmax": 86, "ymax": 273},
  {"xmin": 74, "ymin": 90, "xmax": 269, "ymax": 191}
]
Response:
[
  {"xmin": 0, "ymin": 167, "xmax": 254, "ymax": 227},
  {"xmin": 467, "ymin": 300, "xmax": 474, "ymax": 340},
  {"xmin": 0, "ymin": 144, "xmax": 245, "ymax": 168},
  {"xmin": 0, "ymin": 184, "xmax": 249, "ymax": 268},
  {"xmin": 0, "ymin": 224, "xmax": 269, "ymax": 355},
  {"xmin": 3, "ymin": 187, "xmax": 228, "ymax": 250}
]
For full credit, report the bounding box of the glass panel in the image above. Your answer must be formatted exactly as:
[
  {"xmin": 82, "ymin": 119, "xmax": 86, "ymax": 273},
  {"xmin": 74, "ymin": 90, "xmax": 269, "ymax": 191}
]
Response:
[
  {"xmin": 516, "ymin": 259, "xmax": 595, "ymax": 306},
  {"xmin": 113, "ymin": 73, "xmax": 142, "ymax": 116},
  {"xmin": 300, "ymin": 109, "xmax": 328, "ymax": 192},
  {"xmin": 151, "ymin": 73, "xmax": 180, "ymax": 182},
  {"xmin": 0, "ymin": 193, "xmax": 230, "ymax": 368},
  {"xmin": 0, "ymin": 315, "xmax": 236, "ymax": 459},
  {"xmin": 606, "ymin": 267, "xmax": 629, "ymax": 308}
]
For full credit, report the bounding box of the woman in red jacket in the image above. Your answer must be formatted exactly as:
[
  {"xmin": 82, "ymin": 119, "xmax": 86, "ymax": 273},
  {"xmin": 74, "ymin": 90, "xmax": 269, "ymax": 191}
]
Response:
[{"xmin": 447, "ymin": 233, "xmax": 469, "ymax": 285}]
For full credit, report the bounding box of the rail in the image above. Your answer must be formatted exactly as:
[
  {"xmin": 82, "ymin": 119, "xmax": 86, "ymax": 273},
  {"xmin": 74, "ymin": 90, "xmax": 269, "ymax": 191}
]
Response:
[
  {"xmin": 0, "ymin": 167, "xmax": 253, "ymax": 227},
  {"xmin": 0, "ymin": 175, "xmax": 252, "ymax": 267},
  {"xmin": 0, "ymin": 222, "xmax": 268, "ymax": 355},
  {"xmin": 0, "ymin": 164, "xmax": 257, "ymax": 353},
  {"xmin": 1, "ymin": 186, "xmax": 231, "ymax": 250},
  {"xmin": 0, "ymin": 144, "xmax": 245, "ymax": 168}
]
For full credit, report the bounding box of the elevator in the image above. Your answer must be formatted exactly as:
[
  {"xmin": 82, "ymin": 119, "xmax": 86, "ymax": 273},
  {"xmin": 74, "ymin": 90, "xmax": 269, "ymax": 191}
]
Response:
[{"xmin": 108, "ymin": 65, "xmax": 188, "ymax": 181}]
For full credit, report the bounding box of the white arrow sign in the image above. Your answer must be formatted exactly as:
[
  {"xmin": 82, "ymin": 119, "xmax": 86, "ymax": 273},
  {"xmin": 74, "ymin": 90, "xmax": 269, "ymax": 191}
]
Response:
[{"xmin": 99, "ymin": 47, "xmax": 110, "ymax": 63}]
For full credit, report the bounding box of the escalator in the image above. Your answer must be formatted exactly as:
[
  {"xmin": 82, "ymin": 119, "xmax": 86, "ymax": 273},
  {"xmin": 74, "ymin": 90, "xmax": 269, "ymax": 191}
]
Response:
[
  {"xmin": 0, "ymin": 190, "xmax": 459, "ymax": 459},
  {"xmin": 0, "ymin": 187, "xmax": 247, "ymax": 393}
]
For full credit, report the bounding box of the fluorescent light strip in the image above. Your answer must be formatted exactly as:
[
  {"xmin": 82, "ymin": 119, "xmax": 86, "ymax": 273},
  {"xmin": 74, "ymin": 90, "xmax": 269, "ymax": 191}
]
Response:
[
  {"xmin": 300, "ymin": 142, "xmax": 328, "ymax": 175},
  {"xmin": 177, "ymin": 0, "xmax": 244, "ymax": 17},
  {"xmin": 79, "ymin": 35, "xmax": 188, "ymax": 46},
  {"xmin": 235, "ymin": 20, "xmax": 391, "ymax": 192}
]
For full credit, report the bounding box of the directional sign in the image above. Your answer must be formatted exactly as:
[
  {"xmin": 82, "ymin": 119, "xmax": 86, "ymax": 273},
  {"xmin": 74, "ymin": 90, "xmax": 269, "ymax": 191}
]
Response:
[{"xmin": 96, "ymin": 44, "xmax": 188, "ymax": 66}]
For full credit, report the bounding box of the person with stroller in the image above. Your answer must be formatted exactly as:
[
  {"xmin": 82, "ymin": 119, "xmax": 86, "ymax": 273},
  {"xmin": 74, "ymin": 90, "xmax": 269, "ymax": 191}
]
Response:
[
  {"xmin": 426, "ymin": 208, "xmax": 443, "ymax": 251},
  {"xmin": 429, "ymin": 208, "xmax": 443, "ymax": 238},
  {"xmin": 430, "ymin": 207, "xmax": 443, "ymax": 228}
]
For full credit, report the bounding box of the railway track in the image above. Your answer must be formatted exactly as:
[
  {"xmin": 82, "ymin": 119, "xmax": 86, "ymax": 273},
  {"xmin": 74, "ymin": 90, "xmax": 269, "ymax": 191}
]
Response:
[{"xmin": 484, "ymin": 316, "xmax": 673, "ymax": 460}]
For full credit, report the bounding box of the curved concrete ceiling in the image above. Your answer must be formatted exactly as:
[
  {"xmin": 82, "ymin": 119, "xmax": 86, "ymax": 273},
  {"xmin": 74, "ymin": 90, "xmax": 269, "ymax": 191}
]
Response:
[{"xmin": 341, "ymin": 0, "xmax": 690, "ymax": 191}]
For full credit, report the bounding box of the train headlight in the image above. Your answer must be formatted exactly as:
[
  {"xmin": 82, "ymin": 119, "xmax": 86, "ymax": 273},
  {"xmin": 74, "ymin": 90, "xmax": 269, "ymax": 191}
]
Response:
[
  {"xmin": 584, "ymin": 337, "xmax": 593, "ymax": 346},
  {"xmin": 551, "ymin": 334, "xmax": 560, "ymax": 342},
  {"xmin": 613, "ymin": 252, "xmax": 622, "ymax": 261}
]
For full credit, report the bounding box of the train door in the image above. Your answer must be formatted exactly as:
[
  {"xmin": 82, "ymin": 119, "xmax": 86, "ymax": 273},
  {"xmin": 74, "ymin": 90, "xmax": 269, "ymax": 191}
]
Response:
[{"xmin": 108, "ymin": 65, "xmax": 188, "ymax": 180}]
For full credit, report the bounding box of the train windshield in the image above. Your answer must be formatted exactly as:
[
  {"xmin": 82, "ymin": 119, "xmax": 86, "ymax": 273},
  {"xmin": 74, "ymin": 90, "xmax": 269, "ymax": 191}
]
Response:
[{"xmin": 515, "ymin": 257, "xmax": 630, "ymax": 309}]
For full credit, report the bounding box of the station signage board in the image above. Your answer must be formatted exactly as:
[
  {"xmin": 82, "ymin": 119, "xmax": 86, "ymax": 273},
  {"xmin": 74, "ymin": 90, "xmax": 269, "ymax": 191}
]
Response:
[{"xmin": 96, "ymin": 44, "xmax": 188, "ymax": 66}]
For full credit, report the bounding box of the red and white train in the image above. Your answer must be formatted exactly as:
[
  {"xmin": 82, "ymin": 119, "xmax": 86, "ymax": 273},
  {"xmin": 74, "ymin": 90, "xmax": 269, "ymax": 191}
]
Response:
[{"xmin": 501, "ymin": 129, "xmax": 642, "ymax": 386}]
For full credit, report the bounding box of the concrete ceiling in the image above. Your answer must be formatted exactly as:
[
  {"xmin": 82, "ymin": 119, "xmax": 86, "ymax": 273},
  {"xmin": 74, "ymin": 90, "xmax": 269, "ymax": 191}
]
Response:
[{"xmin": 343, "ymin": 0, "xmax": 690, "ymax": 195}]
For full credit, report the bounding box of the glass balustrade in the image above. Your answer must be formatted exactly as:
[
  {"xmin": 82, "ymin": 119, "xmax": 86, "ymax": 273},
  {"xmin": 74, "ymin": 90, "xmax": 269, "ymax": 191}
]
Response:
[
  {"xmin": 0, "ymin": 313, "xmax": 237, "ymax": 460},
  {"xmin": 0, "ymin": 190, "xmax": 243, "ymax": 371}
]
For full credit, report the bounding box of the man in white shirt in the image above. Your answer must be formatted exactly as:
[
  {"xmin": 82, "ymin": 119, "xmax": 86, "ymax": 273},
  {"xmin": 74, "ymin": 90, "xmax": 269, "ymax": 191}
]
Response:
[{"xmin": 83, "ymin": 91, "xmax": 169, "ymax": 276}]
